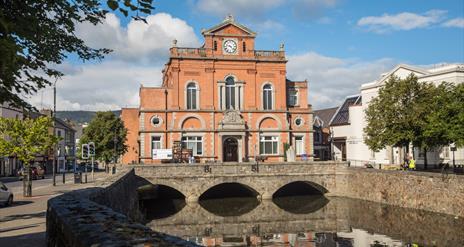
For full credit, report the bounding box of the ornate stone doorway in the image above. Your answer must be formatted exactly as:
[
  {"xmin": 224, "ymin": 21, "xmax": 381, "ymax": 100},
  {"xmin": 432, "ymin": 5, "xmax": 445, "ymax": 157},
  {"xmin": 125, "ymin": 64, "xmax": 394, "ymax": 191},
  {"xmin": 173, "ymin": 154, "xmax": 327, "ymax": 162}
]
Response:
[{"xmin": 223, "ymin": 137, "xmax": 239, "ymax": 162}]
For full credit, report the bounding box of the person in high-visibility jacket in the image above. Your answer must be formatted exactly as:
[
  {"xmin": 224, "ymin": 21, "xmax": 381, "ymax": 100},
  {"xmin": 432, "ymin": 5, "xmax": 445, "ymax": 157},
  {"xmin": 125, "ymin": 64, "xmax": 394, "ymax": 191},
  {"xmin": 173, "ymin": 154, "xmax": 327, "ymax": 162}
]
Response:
[{"xmin": 408, "ymin": 156, "xmax": 416, "ymax": 170}]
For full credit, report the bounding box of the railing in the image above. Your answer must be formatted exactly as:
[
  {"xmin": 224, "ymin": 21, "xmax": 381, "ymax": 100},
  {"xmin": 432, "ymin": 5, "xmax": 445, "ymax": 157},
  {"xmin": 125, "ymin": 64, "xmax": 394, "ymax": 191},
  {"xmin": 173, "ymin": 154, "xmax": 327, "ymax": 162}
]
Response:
[
  {"xmin": 254, "ymin": 50, "xmax": 285, "ymax": 59},
  {"xmin": 171, "ymin": 47, "xmax": 208, "ymax": 57},
  {"xmin": 170, "ymin": 47, "xmax": 286, "ymax": 60}
]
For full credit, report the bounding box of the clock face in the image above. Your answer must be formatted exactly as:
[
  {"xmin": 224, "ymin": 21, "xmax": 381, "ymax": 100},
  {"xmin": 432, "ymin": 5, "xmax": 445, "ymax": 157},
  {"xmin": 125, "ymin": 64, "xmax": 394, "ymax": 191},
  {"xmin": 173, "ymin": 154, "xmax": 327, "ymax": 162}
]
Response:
[{"xmin": 223, "ymin": 40, "xmax": 237, "ymax": 54}]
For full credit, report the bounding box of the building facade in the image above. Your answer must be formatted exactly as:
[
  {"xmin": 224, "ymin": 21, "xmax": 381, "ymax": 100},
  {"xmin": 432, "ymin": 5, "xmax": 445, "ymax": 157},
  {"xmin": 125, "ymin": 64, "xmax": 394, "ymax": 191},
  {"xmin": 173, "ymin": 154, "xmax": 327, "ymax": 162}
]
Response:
[
  {"xmin": 122, "ymin": 16, "xmax": 313, "ymax": 164},
  {"xmin": 313, "ymin": 107, "xmax": 337, "ymax": 161},
  {"xmin": 330, "ymin": 64, "xmax": 464, "ymax": 167}
]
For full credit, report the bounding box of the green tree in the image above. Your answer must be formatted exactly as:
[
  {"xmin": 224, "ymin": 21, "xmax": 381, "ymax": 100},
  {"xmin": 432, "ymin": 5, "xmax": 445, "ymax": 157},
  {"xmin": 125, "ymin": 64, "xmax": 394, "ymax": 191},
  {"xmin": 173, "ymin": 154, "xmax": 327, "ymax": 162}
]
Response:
[
  {"xmin": 0, "ymin": 0, "xmax": 154, "ymax": 109},
  {"xmin": 364, "ymin": 74, "xmax": 439, "ymax": 168},
  {"xmin": 0, "ymin": 116, "xmax": 59, "ymax": 197},
  {"xmin": 79, "ymin": 112, "xmax": 127, "ymax": 167},
  {"xmin": 424, "ymin": 83, "xmax": 464, "ymax": 148},
  {"xmin": 364, "ymin": 74, "xmax": 462, "ymax": 169}
]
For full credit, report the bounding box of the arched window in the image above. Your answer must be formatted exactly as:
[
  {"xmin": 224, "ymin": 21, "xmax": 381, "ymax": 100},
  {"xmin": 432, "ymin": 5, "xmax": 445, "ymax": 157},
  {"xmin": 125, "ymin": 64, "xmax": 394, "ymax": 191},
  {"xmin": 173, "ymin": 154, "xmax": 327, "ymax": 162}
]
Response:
[
  {"xmin": 225, "ymin": 76, "xmax": 236, "ymax": 109},
  {"xmin": 213, "ymin": 41, "xmax": 218, "ymax": 51},
  {"xmin": 263, "ymin": 84, "xmax": 273, "ymax": 110},
  {"xmin": 186, "ymin": 83, "xmax": 197, "ymax": 109},
  {"xmin": 242, "ymin": 41, "xmax": 246, "ymax": 52}
]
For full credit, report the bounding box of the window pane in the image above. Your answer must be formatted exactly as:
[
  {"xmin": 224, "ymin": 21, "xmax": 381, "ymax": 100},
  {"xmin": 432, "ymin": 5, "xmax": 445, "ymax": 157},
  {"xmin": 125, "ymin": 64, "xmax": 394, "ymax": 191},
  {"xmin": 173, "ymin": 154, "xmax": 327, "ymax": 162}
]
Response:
[
  {"xmin": 191, "ymin": 89, "xmax": 196, "ymax": 109},
  {"xmin": 272, "ymin": 141, "xmax": 277, "ymax": 154},
  {"xmin": 197, "ymin": 142, "xmax": 202, "ymax": 155}
]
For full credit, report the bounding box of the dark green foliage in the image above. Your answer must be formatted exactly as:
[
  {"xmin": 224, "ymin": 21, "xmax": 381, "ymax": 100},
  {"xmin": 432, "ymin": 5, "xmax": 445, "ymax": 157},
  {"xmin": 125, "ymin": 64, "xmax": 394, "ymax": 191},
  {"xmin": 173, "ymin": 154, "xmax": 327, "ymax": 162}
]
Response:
[
  {"xmin": 79, "ymin": 111, "xmax": 127, "ymax": 164},
  {"xmin": 0, "ymin": 0, "xmax": 154, "ymax": 110}
]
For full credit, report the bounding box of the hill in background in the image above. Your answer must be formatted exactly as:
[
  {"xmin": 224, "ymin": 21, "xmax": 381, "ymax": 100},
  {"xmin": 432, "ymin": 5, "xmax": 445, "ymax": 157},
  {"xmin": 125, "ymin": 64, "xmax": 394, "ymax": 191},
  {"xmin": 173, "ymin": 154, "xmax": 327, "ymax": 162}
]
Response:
[{"xmin": 56, "ymin": 110, "xmax": 121, "ymax": 124}]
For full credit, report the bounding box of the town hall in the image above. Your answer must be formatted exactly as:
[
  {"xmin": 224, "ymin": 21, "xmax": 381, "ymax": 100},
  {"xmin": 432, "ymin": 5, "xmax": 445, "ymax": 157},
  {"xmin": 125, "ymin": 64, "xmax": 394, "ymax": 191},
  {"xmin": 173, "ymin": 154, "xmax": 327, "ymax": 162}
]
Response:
[{"xmin": 121, "ymin": 15, "xmax": 313, "ymax": 164}]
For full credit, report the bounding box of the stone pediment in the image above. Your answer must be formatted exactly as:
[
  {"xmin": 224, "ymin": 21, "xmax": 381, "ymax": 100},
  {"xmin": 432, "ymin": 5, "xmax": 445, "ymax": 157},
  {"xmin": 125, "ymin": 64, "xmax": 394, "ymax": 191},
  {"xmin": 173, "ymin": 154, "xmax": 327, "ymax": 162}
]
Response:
[
  {"xmin": 218, "ymin": 110, "xmax": 245, "ymax": 130},
  {"xmin": 202, "ymin": 15, "xmax": 256, "ymax": 37}
]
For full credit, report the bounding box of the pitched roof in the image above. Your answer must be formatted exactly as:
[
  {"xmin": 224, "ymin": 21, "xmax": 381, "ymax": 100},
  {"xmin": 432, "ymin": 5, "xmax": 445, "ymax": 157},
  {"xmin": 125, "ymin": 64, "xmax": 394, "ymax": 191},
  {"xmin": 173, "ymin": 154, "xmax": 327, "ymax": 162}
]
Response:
[
  {"xmin": 202, "ymin": 15, "xmax": 256, "ymax": 36},
  {"xmin": 329, "ymin": 95, "xmax": 362, "ymax": 126},
  {"xmin": 313, "ymin": 107, "xmax": 338, "ymax": 128}
]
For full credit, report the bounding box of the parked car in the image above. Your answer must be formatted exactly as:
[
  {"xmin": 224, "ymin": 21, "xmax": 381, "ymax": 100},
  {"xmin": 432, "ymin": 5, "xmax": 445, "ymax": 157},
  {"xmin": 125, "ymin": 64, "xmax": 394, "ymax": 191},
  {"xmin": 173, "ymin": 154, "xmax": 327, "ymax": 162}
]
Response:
[
  {"xmin": 0, "ymin": 182, "xmax": 13, "ymax": 206},
  {"xmin": 17, "ymin": 164, "xmax": 45, "ymax": 180},
  {"xmin": 32, "ymin": 164, "xmax": 45, "ymax": 179}
]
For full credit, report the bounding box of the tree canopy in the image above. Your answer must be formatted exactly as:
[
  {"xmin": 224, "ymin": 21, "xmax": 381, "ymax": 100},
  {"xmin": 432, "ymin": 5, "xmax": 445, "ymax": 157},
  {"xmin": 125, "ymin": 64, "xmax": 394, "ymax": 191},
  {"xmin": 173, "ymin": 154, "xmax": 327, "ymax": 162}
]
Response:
[
  {"xmin": 364, "ymin": 74, "xmax": 463, "ymax": 153},
  {"xmin": 0, "ymin": 116, "xmax": 59, "ymax": 196},
  {"xmin": 0, "ymin": 0, "xmax": 154, "ymax": 109},
  {"xmin": 79, "ymin": 111, "xmax": 127, "ymax": 164}
]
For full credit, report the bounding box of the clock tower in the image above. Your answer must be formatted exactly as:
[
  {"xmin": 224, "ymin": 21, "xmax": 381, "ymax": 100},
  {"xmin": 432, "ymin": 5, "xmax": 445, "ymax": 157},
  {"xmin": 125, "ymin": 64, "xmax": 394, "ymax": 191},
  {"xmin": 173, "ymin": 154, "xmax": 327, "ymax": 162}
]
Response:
[{"xmin": 201, "ymin": 14, "xmax": 256, "ymax": 57}]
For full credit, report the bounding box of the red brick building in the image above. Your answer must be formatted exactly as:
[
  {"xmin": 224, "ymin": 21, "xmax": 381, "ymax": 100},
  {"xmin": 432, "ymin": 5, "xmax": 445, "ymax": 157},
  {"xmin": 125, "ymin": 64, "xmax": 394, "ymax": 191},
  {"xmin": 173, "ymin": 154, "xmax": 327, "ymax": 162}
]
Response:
[{"xmin": 121, "ymin": 15, "xmax": 313, "ymax": 164}]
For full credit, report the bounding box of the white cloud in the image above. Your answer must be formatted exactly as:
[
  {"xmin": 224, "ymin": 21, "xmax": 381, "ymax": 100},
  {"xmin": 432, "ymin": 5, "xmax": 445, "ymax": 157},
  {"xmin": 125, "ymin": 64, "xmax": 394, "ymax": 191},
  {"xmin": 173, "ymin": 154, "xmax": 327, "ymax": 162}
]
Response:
[
  {"xmin": 28, "ymin": 13, "xmax": 199, "ymax": 111},
  {"xmin": 76, "ymin": 13, "xmax": 200, "ymax": 63},
  {"xmin": 357, "ymin": 10, "xmax": 447, "ymax": 33},
  {"xmin": 443, "ymin": 18, "xmax": 464, "ymax": 28},
  {"xmin": 287, "ymin": 51, "xmax": 396, "ymax": 109}
]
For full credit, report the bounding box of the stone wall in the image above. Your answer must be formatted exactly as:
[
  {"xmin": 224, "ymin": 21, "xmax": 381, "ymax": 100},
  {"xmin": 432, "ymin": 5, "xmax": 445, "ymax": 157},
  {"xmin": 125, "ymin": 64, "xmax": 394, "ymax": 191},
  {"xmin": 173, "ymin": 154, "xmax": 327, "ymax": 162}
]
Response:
[
  {"xmin": 334, "ymin": 167, "xmax": 464, "ymax": 217},
  {"xmin": 46, "ymin": 169, "xmax": 200, "ymax": 247}
]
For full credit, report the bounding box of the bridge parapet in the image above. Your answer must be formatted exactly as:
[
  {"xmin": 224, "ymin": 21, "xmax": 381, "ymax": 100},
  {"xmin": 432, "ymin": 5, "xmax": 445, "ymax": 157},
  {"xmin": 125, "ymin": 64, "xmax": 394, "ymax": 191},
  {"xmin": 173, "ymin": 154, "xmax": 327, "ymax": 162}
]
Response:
[
  {"xmin": 131, "ymin": 161, "xmax": 346, "ymax": 178},
  {"xmin": 132, "ymin": 161, "xmax": 347, "ymax": 202}
]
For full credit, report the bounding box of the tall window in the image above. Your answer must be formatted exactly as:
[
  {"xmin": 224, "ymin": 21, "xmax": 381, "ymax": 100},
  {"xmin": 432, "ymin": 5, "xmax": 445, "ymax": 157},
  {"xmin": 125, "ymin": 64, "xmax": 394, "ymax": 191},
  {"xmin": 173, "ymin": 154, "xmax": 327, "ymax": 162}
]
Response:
[
  {"xmin": 213, "ymin": 41, "xmax": 218, "ymax": 51},
  {"xmin": 186, "ymin": 83, "xmax": 197, "ymax": 109},
  {"xmin": 242, "ymin": 41, "xmax": 246, "ymax": 52},
  {"xmin": 225, "ymin": 76, "xmax": 235, "ymax": 110},
  {"xmin": 295, "ymin": 136, "xmax": 304, "ymax": 155},
  {"xmin": 314, "ymin": 129, "xmax": 321, "ymax": 143},
  {"xmin": 260, "ymin": 136, "xmax": 279, "ymax": 155},
  {"xmin": 288, "ymin": 87, "xmax": 298, "ymax": 106},
  {"xmin": 181, "ymin": 136, "xmax": 203, "ymax": 156},
  {"xmin": 151, "ymin": 136, "xmax": 161, "ymax": 157},
  {"xmin": 263, "ymin": 84, "xmax": 273, "ymax": 110}
]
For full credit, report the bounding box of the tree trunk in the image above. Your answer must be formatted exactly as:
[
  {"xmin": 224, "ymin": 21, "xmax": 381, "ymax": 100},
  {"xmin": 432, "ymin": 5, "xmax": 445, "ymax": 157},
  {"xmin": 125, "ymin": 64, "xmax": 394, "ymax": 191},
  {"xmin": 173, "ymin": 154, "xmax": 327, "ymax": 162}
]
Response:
[
  {"xmin": 423, "ymin": 147, "xmax": 428, "ymax": 170},
  {"xmin": 23, "ymin": 163, "xmax": 32, "ymax": 197}
]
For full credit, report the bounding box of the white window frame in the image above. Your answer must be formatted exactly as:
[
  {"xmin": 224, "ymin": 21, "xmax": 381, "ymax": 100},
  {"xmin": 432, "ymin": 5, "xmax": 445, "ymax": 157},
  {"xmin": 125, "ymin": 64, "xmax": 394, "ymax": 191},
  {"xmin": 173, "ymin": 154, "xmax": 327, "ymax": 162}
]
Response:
[
  {"xmin": 288, "ymin": 87, "xmax": 298, "ymax": 106},
  {"xmin": 181, "ymin": 136, "xmax": 203, "ymax": 156},
  {"xmin": 225, "ymin": 76, "xmax": 236, "ymax": 110},
  {"xmin": 151, "ymin": 135, "xmax": 163, "ymax": 158},
  {"xmin": 263, "ymin": 83, "xmax": 273, "ymax": 110},
  {"xmin": 185, "ymin": 81, "xmax": 199, "ymax": 110},
  {"xmin": 294, "ymin": 135, "xmax": 305, "ymax": 155},
  {"xmin": 260, "ymin": 135, "xmax": 279, "ymax": 155}
]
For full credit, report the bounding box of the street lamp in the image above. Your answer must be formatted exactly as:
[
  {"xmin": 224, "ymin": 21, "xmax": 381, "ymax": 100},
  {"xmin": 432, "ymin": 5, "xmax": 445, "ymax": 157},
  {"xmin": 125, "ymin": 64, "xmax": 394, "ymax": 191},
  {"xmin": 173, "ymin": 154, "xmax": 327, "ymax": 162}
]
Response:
[{"xmin": 52, "ymin": 78, "xmax": 57, "ymax": 186}]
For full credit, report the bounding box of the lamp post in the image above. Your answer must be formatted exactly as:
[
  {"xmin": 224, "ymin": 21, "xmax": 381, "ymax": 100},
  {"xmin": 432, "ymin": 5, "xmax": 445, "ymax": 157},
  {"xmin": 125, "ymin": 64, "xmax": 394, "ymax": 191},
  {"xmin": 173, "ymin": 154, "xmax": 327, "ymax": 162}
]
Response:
[
  {"xmin": 52, "ymin": 78, "xmax": 57, "ymax": 186},
  {"xmin": 450, "ymin": 143, "xmax": 456, "ymax": 168},
  {"xmin": 329, "ymin": 127, "xmax": 334, "ymax": 161}
]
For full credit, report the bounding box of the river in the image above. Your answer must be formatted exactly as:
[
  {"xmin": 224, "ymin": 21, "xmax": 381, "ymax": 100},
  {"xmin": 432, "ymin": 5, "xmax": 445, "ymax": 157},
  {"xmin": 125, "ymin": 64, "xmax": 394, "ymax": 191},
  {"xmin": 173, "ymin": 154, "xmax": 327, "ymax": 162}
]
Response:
[{"xmin": 142, "ymin": 196, "xmax": 464, "ymax": 246}]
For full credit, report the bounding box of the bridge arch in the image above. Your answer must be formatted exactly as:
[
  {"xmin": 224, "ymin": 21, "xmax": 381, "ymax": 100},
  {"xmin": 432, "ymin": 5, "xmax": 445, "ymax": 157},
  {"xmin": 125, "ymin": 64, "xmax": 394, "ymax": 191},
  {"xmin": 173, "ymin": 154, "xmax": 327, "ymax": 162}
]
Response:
[
  {"xmin": 199, "ymin": 182, "xmax": 260, "ymax": 200},
  {"xmin": 272, "ymin": 180, "xmax": 328, "ymax": 198}
]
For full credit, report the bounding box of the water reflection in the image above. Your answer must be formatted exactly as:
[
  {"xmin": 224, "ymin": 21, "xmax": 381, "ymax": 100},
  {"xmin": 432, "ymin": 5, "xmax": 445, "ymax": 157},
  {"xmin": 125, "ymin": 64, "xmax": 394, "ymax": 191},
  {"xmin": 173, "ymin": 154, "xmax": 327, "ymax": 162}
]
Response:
[
  {"xmin": 199, "ymin": 197, "xmax": 260, "ymax": 217},
  {"xmin": 146, "ymin": 196, "xmax": 464, "ymax": 247},
  {"xmin": 273, "ymin": 195, "xmax": 329, "ymax": 214}
]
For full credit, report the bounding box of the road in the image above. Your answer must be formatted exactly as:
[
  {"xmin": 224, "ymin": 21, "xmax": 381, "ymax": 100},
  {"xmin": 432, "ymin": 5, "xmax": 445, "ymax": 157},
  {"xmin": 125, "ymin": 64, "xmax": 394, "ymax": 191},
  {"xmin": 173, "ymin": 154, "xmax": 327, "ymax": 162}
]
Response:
[{"xmin": 0, "ymin": 172, "xmax": 108, "ymax": 247}]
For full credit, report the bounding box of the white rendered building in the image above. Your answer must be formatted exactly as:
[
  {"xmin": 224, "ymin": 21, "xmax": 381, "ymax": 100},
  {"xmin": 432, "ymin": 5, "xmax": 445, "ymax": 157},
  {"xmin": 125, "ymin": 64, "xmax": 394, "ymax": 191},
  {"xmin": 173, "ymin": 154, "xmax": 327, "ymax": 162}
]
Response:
[{"xmin": 330, "ymin": 64, "xmax": 464, "ymax": 167}]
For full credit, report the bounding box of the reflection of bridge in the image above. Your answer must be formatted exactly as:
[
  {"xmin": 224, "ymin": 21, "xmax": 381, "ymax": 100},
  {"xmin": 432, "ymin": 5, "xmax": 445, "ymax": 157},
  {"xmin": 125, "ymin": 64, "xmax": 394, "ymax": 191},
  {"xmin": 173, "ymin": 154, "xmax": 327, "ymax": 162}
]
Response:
[
  {"xmin": 147, "ymin": 198, "xmax": 348, "ymax": 238},
  {"xmin": 133, "ymin": 161, "xmax": 341, "ymax": 202},
  {"xmin": 147, "ymin": 197, "xmax": 464, "ymax": 247}
]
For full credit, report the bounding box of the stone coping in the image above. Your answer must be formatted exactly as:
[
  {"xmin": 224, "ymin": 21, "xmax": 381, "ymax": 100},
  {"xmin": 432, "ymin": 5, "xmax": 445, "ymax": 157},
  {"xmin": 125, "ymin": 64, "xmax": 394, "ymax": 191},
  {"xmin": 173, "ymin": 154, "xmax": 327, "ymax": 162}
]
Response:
[
  {"xmin": 46, "ymin": 169, "xmax": 200, "ymax": 247},
  {"xmin": 127, "ymin": 160, "xmax": 347, "ymax": 168}
]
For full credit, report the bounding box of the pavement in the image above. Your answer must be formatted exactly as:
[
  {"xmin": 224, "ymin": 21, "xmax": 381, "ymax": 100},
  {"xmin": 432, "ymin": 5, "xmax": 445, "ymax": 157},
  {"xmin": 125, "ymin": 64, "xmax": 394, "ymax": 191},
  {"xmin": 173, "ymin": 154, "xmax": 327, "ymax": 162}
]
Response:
[{"xmin": 0, "ymin": 172, "xmax": 109, "ymax": 247}]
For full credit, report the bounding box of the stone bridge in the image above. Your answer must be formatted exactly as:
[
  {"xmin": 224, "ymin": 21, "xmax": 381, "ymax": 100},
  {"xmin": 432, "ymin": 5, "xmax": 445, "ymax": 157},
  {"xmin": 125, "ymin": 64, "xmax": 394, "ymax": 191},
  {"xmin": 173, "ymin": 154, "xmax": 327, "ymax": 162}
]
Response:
[{"xmin": 132, "ymin": 161, "xmax": 343, "ymax": 202}]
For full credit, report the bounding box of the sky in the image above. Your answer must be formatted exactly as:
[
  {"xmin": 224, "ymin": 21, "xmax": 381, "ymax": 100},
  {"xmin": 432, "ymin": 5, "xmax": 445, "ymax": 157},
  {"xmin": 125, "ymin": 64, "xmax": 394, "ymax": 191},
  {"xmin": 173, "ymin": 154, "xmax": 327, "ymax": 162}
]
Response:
[{"xmin": 28, "ymin": 0, "xmax": 464, "ymax": 111}]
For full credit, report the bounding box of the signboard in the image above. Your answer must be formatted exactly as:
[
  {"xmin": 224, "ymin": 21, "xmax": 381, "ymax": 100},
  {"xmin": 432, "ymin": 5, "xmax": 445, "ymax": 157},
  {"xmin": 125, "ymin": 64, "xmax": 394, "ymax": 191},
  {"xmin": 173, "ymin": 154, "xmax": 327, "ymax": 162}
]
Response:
[{"xmin": 152, "ymin": 149, "xmax": 173, "ymax": 160}]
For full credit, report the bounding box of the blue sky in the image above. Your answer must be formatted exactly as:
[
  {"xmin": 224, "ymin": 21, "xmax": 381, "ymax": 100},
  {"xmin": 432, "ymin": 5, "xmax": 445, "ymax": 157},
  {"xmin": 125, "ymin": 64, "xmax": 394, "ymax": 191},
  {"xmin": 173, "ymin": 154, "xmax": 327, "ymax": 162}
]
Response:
[{"xmin": 30, "ymin": 0, "xmax": 464, "ymax": 111}]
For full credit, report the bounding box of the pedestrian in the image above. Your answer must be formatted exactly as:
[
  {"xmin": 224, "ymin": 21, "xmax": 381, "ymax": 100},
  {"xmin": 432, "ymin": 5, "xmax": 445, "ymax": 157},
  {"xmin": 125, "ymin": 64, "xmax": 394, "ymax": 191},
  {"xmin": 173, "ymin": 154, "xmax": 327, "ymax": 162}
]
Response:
[
  {"xmin": 403, "ymin": 156, "xmax": 409, "ymax": 170},
  {"xmin": 408, "ymin": 156, "xmax": 416, "ymax": 170}
]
